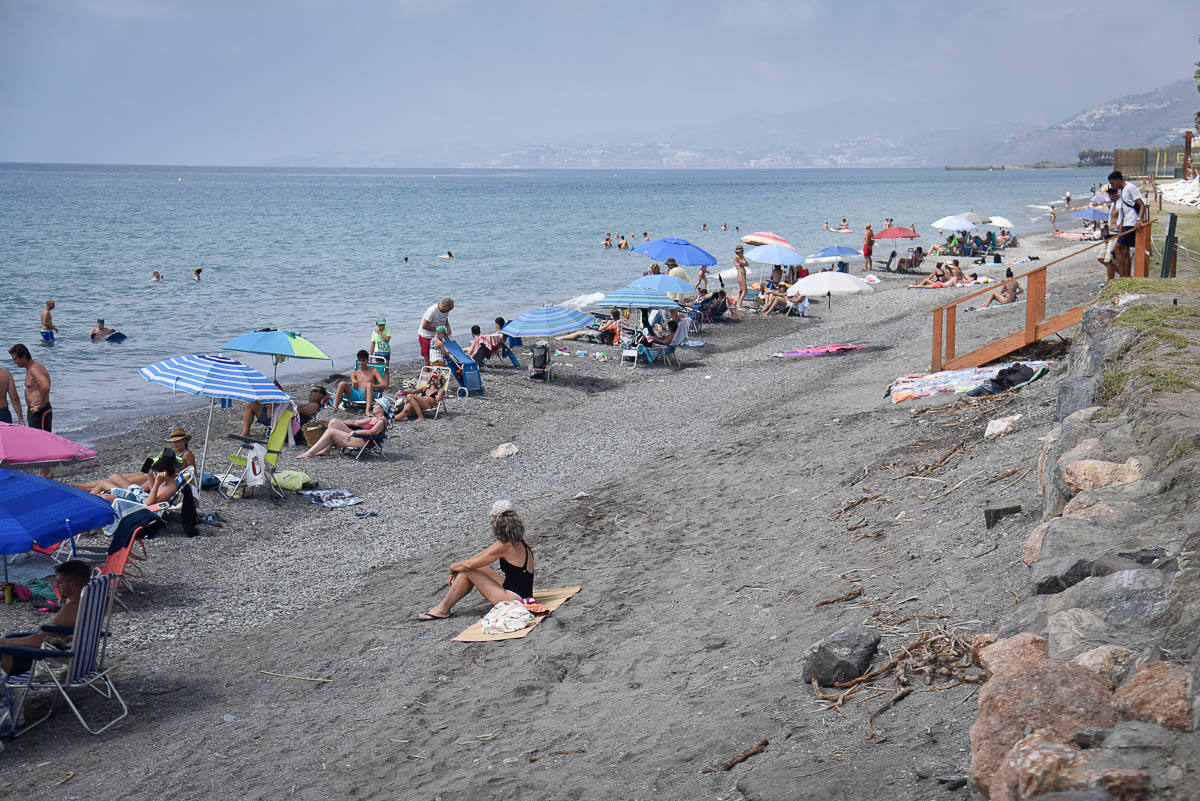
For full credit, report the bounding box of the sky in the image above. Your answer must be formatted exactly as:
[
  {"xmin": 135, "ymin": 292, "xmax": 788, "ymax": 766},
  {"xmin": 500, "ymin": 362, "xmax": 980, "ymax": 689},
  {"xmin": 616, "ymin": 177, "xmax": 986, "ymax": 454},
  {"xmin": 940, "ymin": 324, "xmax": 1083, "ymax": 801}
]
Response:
[{"xmin": 0, "ymin": 0, "xmax": 1196, "ymax": 166}]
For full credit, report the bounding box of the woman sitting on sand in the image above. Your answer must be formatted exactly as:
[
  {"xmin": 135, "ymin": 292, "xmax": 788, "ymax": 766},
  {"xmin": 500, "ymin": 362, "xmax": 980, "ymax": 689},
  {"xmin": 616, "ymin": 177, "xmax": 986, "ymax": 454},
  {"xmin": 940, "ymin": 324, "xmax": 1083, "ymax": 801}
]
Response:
[
  {"xmin": 908, "ymin": 263, "xmax": 951, "ymax": 288},
  {"xmin": 296, "ymin": 398, "xmax": 391, "ymax": 458},
  {"xmin": 419, "ymin": 500, "xmax": 535, "ymax": 621},
  {"xmin": 395, "ymin": 372, "xmax": 444, "ymax": 421},
  {"xmin": 973, "ymin": 273, "xmax": 1023, "ymax": 310}
]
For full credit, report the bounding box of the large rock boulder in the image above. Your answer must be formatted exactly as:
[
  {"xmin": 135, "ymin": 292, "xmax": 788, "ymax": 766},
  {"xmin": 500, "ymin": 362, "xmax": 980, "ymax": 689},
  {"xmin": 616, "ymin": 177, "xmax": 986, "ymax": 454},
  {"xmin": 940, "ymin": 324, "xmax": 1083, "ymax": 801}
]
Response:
[
  {"xmin": 1115, "ymin": 662, "xmax": 1194, "ymax": 731},
  {"xmin": 1048, "ymin": 608, "xmax": 1118, "ymax": 660},
  {"xmin": 799, "ymin": 624, "xmax": 880, "ymax": 687},
  {"xmin": 1073, "ymin": 646, "xmax": 1136, "ymax": 686},
  {"xmin": 988, "ymin": 729, "xmax": 1151, "ymax": 801},
  {"xmin": 1062, "ymin": 459, "xmax": 1144, "ymax": 494},
  {"xmin": 999, "ymin": 570, "xmax": 1174, "ymax": 639},
  {"xmin": 969, "ymin": 637, "xmax": 1117, "ymax": 796}
]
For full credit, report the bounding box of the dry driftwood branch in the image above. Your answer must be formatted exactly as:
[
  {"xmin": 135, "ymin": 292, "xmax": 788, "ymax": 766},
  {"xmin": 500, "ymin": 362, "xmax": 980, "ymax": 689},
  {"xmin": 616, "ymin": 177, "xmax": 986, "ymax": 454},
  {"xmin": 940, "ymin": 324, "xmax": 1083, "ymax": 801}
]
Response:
[
  {"xmin": 865, "ymin": 686, "xmax": 913, "ymax": 740},
  {"xmin": 260, "ymin": 670, "xmax": 333, "ymax": 683},
  {"xmin": 907, "ymin": 440, "xmax": 967, "ymax": 477},
  {"xmin": 705, "ymin": 739, "xmax": 768, "ymax": 772},
  {"xmin": 849, "ymin": 529, "xmax": 886, "ymax": 543},
  {"xmin": 815, "ymin": 586, "xmax": 864, "ymax": 607},
  {"xmin": 986, "ymin": 468, "xmax": 1019, "ymax": 485},
  {"xmin": 529, "ymin": 748, "xmax": 586, "ymax": 763}
]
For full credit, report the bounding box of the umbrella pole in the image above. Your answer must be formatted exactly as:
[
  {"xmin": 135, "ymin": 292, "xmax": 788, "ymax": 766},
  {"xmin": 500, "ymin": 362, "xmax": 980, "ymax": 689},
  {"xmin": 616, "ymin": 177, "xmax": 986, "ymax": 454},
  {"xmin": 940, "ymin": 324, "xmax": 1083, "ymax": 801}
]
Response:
[
  {"xmin": 827, "ymin": 293, "xmax": 833, "ymax": 350},
  {"xmin": 199, "ymin": 398, "xmax": 216, "ymax": 479}
]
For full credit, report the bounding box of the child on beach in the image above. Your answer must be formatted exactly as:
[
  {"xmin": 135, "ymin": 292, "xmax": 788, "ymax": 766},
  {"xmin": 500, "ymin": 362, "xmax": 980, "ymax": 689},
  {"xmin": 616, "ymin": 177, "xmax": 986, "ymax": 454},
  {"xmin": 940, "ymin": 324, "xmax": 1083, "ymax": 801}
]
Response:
[{"xmin": 370, "ymin": 316, "xmax": 391, "ymax": 378}]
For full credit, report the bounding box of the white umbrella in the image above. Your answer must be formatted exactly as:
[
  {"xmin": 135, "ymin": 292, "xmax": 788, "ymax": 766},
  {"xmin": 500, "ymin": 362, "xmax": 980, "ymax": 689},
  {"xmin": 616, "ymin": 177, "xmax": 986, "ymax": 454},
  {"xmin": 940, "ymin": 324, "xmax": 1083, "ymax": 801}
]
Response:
[
  {"xmin": 787, "ymin": 272, "xmax": 874, "ymax": 349},
  {"xmin": 931, "ymin": 215, "xmax": 978, "ymax": 233},
  {"xmin": 985, "ymin": 216, "xmax": 1013, "ymax": 228}
]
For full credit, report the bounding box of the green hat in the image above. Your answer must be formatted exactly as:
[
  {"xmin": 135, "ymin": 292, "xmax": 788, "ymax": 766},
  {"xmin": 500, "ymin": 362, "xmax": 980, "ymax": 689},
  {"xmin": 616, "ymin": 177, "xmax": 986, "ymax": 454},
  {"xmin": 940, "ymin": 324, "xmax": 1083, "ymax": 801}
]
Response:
[
  {"xmin": 435, "ymin": 325, "xmax": 448, "ymax": 334},
  {"xmin": 376, "ymin": 316, "xmax": 387, "ymax": 325}
]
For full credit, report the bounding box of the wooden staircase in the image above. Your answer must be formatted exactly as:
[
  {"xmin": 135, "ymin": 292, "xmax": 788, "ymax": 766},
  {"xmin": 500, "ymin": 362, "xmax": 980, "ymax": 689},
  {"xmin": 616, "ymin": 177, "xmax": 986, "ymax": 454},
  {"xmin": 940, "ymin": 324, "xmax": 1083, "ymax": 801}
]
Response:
[{"xmin": 928, "ymin": 221, "xmax": 1154, "ymax": 371}]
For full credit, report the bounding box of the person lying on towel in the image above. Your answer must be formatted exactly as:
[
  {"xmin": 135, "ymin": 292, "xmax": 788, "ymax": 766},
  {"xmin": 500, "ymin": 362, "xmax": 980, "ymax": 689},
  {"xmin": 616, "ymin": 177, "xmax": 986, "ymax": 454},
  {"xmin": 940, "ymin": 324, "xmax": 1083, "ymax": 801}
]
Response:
[
  {"xmin": 419, "ymin": 500, "xmax": 535, "ymax": 621},
  {"xmin": 1, "ymin": 560, "xmax": 92, "ymax": 677}
]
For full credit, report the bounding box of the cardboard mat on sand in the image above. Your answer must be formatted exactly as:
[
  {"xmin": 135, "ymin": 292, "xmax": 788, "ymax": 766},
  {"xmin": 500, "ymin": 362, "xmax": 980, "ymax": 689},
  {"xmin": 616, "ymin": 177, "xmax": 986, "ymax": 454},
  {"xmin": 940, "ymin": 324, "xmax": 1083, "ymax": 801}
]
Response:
[{"xmin": 452, "ymin": 586, "xmax": 581, "ymax": 642}]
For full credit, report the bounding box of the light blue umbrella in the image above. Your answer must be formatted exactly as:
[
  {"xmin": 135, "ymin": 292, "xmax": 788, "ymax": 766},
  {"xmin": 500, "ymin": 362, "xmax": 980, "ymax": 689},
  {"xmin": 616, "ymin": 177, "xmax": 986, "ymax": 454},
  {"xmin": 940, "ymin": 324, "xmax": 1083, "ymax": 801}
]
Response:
[
  {"xmin": 139, "ymin": 354, "xmax": 292, "ymax": 476},
  {"xmin": 501, "ymin": 305, "xmax": 594, "ymax": 338},
  {"xmin": 1071, "ymin": 208, "xmax": 1109, "ymax": 222},
  {"xmin": 596, "ymin": 287, "xmax": 683, "ymax": 310},
  {"xmin": 629, "ymin": 274, "xmax": 695, "ymax": 294},
  {"xmin": 632, "ymin": 237, "xmax": 717, "ymax": 266},
  {"xmin": 745, "ymin": 244, "xmax": 806, "ymax": 266},
  {"xmin": 807, "ymin": 244, "xmax": 865, "ymax": 266},
  {"xmin": 221, "ymin": 328, "xmax": 333, "ymax": 379},
  {"xmin": 0, "ymin": 469, "xmax": 115, "ymax": 581}
]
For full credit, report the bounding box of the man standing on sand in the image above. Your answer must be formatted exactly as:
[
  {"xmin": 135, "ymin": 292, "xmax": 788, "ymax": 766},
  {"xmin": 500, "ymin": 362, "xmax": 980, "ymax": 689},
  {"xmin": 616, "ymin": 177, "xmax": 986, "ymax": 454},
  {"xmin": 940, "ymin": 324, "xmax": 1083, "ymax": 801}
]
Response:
[
  {"xmin": 9, "ymin": 344, "xmax": 51, "ymax": 431},
  {"xmin": 40, "ymin": 299, "xmax": 59, "ymax": 343},
  {"xmin": 418, "ymin": 298, "xmax": 454, "ymax": 366},
  {"xmin": 862, "ymin": 224, "xmax": 875, "ymax": 271},
  {"xmin": 0, "ymin": 365, "xmax": 23, "ymax": 425},
  {"xmin": 1097, "ymin": 186, "xmax": 1121, "ymax": 281},
  {"xmin": 1109, "ymin": 170, "xmax": 1145, "ymax": 278}
]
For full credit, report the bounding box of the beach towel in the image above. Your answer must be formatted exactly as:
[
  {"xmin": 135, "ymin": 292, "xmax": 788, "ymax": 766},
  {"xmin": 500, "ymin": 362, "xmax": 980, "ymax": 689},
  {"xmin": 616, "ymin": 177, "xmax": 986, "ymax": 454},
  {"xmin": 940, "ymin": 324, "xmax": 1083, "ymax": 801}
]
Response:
[
  {"xmin": 297, "ymin": 489, "xmax": 362, "ymax": 508},
  {"xmin": 772, "ymin": 344, "xmax": 867, "ymax": 358},
  {"xmin": 888, "ymin": 361, "xmax": 1051, "ymax": 403},
  {"xmin": 452, "ymin": 586, "xmax": 581, "ymax": 642},
  {"xmin": 968, "ymin": 299, "xmax": 1026, "ymax": 312}
]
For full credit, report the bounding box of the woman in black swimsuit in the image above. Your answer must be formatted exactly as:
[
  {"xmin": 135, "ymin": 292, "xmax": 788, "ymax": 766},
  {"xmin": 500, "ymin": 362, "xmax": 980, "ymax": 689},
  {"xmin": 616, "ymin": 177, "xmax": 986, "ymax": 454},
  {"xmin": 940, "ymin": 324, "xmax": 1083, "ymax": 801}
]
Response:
[{"xmin": 419, "ymin": 500, "xmax": 535, "ymax": 621}]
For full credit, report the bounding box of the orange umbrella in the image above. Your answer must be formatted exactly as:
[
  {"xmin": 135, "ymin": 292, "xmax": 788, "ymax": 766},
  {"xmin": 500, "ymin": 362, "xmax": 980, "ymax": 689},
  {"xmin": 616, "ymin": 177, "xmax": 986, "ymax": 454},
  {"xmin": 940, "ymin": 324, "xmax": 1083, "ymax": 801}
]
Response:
[
  {"xmin": 874, "ymin": 226, "xmax": 920, "ymax": 240},
  {"xmin": 740, "ymin": 231, "xmax": 797, "ymax": 250}
]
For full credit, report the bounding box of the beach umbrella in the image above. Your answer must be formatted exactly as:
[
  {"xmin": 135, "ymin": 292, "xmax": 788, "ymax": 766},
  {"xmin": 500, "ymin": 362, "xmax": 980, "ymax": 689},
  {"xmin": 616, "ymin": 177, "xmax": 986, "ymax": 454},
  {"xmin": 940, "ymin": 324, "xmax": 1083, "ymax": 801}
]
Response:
[
  {"xmin": 745, "ymin": 244, "xmax": 806, "ymax": 266},
  {"xmin": 956, "ymin": 212, "xmax": 988, "ymax": 225},
  {"xmin": 631, "ymin": 237, "xmax": 717, "ymax": 266},
  {"xmin": 984, "ymin": 216, "xmax": 1014, "ymax": 229},
  {"xmin": 221, "ymin": 328, "xmax": 333, "ymax": 379},
  {"xmin": 740, "ymin": 231, "xmax": 797, "ymax": 250},
  {"xmin": 786, "ymin": 272, "xmax": 875, "ymax": 349},
  {"xmin": 0, "ymin": 469, "xmax": 115, "ymax": 583},
  {"xmin": 806, "ymin": 245, "xmax": 865, "ymax": 266},
  {"xmin": 875, "ymin": 226, "xmax": 920, "ymax": 241},
  {"xmin": 629, "ymin": 274, "xmax": 695, "ymax": 294},
  {"xmin": 500, "ymin": 305, "xmax": 594, "ymax": 339},
  {"xmin": 1071, "ymin": 208, "xmax": 1110, "ymax": 222},
  {"xmin": 0, "ymin": 423, "xmax": 98, "ymax": 471},
  {"xmin": 138, "ymin": 354, "xmax": 291, "ymax": 477},
  {"xmin": 930, "ymin": 216, "xmax": 978, "ymax": 233},
  {"xmin": 596, "ymin": 287, "xmax": 683, "ymax": 310}
]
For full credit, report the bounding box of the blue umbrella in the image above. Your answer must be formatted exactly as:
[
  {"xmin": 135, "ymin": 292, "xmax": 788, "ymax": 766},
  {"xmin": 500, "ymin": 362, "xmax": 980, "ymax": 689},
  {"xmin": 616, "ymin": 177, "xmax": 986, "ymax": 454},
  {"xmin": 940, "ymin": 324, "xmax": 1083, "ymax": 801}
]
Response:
[
  {"xmin": 221, "ymin": 328, "xmax": 333, "ymax": 379},
  {"xmin": 139, "ymin": 354, "xmax": 292, "ymax": 476},
  {"xmin": 596, "ymin": 287, "xmax": 683, "ymax": 310},
  {"xmin": 807, "ymin": 245, "xmax": 865, "ymax": 266},
  {"xmin": 629, "ymin": 274, "xmax": 695, "ymax": 294},
  {"xmin": 0, "ymin": 469, "xmax": 115, "ymax": 582},
  {"xmin": 632, "ymin": 237, "xmax": 717, "ymax": 266},
  {"xmin": 745, "ymin": 244, "xmax": 806, "ymax": 266},
  {"xmin": 1071, "ymin": 208, "xmax": 1109, "ymax": 222},
  {"xmin": 501, "ymin": 305, "xmax": 595, "ymax": 338}
]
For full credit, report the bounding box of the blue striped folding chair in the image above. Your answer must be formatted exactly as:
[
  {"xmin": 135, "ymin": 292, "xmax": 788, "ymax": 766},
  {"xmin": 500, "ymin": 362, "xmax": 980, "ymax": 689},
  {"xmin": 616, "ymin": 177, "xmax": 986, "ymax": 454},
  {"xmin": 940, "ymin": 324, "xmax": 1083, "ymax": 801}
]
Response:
[{"xmin": 1, "ymin": 575, "xmax": 128, "ymax": 736}]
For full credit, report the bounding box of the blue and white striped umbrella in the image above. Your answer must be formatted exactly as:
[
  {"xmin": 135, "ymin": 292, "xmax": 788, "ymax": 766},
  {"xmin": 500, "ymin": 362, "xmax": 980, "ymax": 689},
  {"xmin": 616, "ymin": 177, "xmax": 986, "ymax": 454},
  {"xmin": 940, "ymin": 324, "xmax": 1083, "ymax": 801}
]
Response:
[
  {"xmin": 139, "ymin": 354, "xmax": 291, "ymax": 402},
  {"xmin": 501, "ymin": 305, "xmax": 595, "ymax": 338},
  {"xmin": 596, "ymin": 287, "xmax": 683, "ymax": 310},
  {"xmin": 138, "ymin": 354, "xmax": 291, "ymax": 476}
]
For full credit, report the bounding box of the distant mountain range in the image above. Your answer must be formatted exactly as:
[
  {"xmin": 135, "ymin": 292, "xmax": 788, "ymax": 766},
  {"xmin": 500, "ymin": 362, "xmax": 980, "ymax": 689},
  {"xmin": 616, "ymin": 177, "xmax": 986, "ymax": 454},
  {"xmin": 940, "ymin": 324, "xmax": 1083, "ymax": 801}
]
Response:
[{"xmin": 271, "ymin": 78, "xmax": 1197, "ymax": 169}]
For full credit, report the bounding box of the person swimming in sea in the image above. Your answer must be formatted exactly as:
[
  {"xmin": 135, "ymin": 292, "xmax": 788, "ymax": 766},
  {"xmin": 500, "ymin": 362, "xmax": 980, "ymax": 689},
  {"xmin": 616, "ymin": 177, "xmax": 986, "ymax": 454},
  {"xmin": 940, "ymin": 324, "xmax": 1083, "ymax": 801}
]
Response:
[
  {"xmin": 439, "ymin": 250, "xmax": 455, "ymax": 259},
  {"xmin": 89, "ymin": 319, "xmax": 124, "ymax": 341},
  {"xmin": 193, "ymin": 266, "xmax": 202, "ymax": 281},
  {"xmin": 151, "ymin": 271, "xmax": 163, "ymax": 282}
]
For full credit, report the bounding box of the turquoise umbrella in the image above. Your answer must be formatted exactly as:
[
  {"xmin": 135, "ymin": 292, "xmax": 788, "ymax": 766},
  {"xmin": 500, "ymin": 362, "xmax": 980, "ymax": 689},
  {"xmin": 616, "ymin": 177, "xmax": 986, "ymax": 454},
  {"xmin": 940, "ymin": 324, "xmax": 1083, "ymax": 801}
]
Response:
[
  {"xmin": 221, "ymin": 328, "xmax": 333, "ymax": 379},
  {"xmin": 501, "ymin": 305, "xmax": 594, "ymax": 338}
]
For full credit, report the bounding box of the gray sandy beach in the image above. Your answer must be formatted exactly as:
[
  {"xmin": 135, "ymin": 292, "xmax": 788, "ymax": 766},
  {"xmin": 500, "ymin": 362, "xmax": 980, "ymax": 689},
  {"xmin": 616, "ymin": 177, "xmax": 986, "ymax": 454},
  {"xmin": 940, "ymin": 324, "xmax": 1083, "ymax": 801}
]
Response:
[{"xmin": 0, "ymin": 232, "xmax": 1149, "ymax": 799}]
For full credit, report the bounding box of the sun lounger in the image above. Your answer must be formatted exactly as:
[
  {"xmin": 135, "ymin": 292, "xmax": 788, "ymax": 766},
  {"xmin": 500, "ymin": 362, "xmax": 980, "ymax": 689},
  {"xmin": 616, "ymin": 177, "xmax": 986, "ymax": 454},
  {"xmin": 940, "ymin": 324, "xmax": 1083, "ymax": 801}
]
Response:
[
  {"xmin": 1, "ymin": 575, "xmax": 128, "ymax": 736},
  {"xmin": 443, "ymin": 340, "xmax": 484, "ymax": 396}
]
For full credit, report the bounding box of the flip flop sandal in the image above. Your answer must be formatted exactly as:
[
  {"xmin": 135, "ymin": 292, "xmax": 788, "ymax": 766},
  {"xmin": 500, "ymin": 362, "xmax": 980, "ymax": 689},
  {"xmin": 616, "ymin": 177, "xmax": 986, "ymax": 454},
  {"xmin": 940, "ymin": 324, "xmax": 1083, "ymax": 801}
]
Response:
[
  {"xmin": 354, "ymin": 510, "xmax": 378, "ymax": 519},
  {"xmin": 417, "ymin": 612, "xmax": 450, "ymax": 622}
]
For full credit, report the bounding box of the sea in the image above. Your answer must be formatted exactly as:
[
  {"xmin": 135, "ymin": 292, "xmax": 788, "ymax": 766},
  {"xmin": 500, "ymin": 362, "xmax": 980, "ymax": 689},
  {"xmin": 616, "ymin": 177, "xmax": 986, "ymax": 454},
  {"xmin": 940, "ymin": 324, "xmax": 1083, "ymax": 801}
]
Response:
[{"xmin": 0, "ymin": 163, "xmax": 1111, "ymax": 441}]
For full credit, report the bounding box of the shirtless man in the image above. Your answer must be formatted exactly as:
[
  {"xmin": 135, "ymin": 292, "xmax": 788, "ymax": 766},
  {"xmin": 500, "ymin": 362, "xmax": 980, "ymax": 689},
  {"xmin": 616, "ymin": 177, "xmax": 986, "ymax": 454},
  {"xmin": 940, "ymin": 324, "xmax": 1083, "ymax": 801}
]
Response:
[
  {"xmin": 40, "ymin": 299, "xmax": 59, "ymax": 342},
  {"xmin": 89, "ymin": 319, "xmax": 118, "ymax": 340},
  {"xmin": 1, "ymin": 560, "xmax": 93, "ymax": 677},
  {"xmin": 0, "ymin": 366, "xmax": 23, "ymax": 425},
  {"xmin": 602, "ymin": 234, "xmax": 613, "ymax": 249},
  {"xmin": 332, "ymin": 349, "xmax": 387, "ymax": 410},
  {"xmin": 616, "ymin": 235, "xmax": 629, "ymax": 250},
  {"xmin": 9, "ymin": 344, "xmax": 51, "ymax": 431}
]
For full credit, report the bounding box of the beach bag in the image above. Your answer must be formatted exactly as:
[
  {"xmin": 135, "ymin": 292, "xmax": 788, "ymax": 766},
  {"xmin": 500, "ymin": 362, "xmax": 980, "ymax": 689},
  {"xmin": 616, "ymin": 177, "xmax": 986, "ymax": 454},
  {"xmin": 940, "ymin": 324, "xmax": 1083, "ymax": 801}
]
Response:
[
  {"xmin": 245, "ymin": 445, "xmax": 267, "ymax": 487},
  {"xmin": 301, "ymin": 420, "xmax": 328, "ymax": 447},
  {"xmin": 273, "ymin": 470, "xmax": 312, "ymax": 491},
  {"xmin": 480, "ymin": 600, "xmax": 535, "ymax": 635}
]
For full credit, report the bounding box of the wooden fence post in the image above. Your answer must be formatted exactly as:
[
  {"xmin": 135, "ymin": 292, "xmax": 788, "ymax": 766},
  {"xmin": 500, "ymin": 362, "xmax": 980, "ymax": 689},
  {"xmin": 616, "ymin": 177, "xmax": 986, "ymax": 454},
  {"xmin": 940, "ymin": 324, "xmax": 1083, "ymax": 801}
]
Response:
[{"xmin": 1133, "ymin": 220, "xmax": 1152, "ymax": 277}]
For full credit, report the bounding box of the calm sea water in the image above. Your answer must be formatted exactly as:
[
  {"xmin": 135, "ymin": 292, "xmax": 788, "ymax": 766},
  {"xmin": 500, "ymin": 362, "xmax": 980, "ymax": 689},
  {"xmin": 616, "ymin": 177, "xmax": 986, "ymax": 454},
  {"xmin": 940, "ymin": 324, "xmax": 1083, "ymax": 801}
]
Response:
[{"xmin": 0, "ymin": 164, "xmax": 1109, "ymax": 439}]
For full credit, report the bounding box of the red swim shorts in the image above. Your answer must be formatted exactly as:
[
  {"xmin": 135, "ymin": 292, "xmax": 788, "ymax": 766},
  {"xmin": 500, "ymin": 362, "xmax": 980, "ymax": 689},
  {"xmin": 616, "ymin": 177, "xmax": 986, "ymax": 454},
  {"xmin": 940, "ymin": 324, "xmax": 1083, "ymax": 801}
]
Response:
[{"xmin": 418, "ymin": 335, "xmax": 432, "ymax": 360}]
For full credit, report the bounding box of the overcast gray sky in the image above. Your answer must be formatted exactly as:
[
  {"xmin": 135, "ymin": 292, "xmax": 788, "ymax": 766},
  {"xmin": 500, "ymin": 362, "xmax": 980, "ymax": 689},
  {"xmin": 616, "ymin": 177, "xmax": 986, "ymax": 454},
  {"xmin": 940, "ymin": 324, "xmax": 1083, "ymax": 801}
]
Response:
[{"xmin": 1, "ymin": 0, "xmax": 1195, "ymax": 165}]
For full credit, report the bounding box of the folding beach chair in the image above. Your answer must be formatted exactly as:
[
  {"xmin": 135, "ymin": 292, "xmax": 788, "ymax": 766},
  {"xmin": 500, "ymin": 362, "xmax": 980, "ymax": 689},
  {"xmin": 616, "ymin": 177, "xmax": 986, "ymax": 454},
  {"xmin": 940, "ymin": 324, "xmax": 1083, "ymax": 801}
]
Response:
[
  {"xmin": 528, "ymin": 342, "xmax": 555, "ymax": 381},
  {"xmin": 219, "ymin": 407, "xmax": 294, "ymax": 499},
  {"xmin": 1, "ymin": 575, "xmax": 128, "ymax": 736},
  {"xmin": 443, "ymin": 340, "xmax": 484, "ymax": 396},
  {"xmin": 95, "ymin": 511, "xmax": 162, "ymax": 610},
  {"xmin": 399, "ymin": 366, "xmax": 451, "ymax": 419},
  {"xmin": 341, "ymin": 403, "xmax": 395, "ymax": 460}
]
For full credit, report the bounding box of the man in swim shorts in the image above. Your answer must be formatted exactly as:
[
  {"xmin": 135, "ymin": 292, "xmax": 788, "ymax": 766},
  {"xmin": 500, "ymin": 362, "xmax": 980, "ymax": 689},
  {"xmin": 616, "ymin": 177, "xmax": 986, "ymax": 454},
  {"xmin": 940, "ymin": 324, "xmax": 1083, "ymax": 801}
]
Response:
[
  {"xmin": 418, "ymin": 298, "xmax": 454, "ymax": 365},
  {"xmin": 332, "ymin": 350, "xmax": 387, "ymax": 410},
  {"xmin": 1108, "ymin": 170, "xmax": 1145, "ymax": 278},
  {"xmin": 862, "ymin": 223, "xmax": 874, "ymax": 271},
  {"xmin": 0, "ymin": 365, "xmax": 22, "ymax": 425},
  {"xmin": 40, "ymin": 299, "xmax": 59, "ymax": 342},
  {"xmin": 9, "ymin": 343, "xmax": 51, "ymax": 432}
]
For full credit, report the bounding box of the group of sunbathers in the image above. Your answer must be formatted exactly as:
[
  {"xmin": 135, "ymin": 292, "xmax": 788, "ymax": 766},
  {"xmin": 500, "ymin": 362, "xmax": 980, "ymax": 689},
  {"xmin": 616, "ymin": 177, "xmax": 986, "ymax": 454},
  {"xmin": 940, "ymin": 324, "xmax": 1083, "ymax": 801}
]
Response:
[
  {"xmin": 907, "ymin": 259, "xmax": 977, "ymax": 289},
  {"xmin": 75, "ymin": 428, "xmax": 195, "ymax": 503}
]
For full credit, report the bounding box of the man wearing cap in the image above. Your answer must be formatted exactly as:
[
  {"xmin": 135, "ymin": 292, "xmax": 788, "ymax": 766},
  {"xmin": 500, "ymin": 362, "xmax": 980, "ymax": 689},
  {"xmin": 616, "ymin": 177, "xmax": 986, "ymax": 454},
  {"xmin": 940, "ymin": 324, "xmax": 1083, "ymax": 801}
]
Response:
[{"xmin": 418, "ymin": 298, "xmax": 453, "ymax": 366}]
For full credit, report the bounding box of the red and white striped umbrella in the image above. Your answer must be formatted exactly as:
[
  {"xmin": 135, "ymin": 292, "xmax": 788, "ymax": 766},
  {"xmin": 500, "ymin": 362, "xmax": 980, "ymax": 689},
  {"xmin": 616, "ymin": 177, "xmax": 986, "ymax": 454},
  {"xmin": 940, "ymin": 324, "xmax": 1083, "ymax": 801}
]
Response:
[{"xmin": 740, "ymin": 231, "xmax": 797, "ymax": 250}]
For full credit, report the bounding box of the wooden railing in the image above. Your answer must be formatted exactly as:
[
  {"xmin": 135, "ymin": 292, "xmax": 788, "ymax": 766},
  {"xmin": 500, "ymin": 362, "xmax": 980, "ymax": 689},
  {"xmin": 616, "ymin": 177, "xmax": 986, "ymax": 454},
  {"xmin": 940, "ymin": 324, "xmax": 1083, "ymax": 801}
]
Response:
[{"xmin": 928, "ymin": 220, "xmax": 1155, "ymax": 371}]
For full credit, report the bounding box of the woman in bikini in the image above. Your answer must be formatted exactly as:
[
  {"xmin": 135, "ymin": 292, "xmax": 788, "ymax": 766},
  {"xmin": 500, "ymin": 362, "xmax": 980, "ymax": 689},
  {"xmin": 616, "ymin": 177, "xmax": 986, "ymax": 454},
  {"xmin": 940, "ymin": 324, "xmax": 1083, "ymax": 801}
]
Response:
[
  {"xmin": 395, "ymin": 372, "xmax": 445, "ymax": 421},
  {"xmin": 296, "ymin": 398, "xmax": 391, "ymax": 458},
  {"xmin": 908, "ymin": 263, "xmax": 951, "ymax": 288},
  {"xmin": 420, "ymin": 500, "xmax": 535, "ymax": 621},
  {"xmin": 85, "ymin": 452, "xmax": 178, "ymax": 504},
  {"xmin": 733, "ymin": 245, "xmax": 748, "ymax": 318}
]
